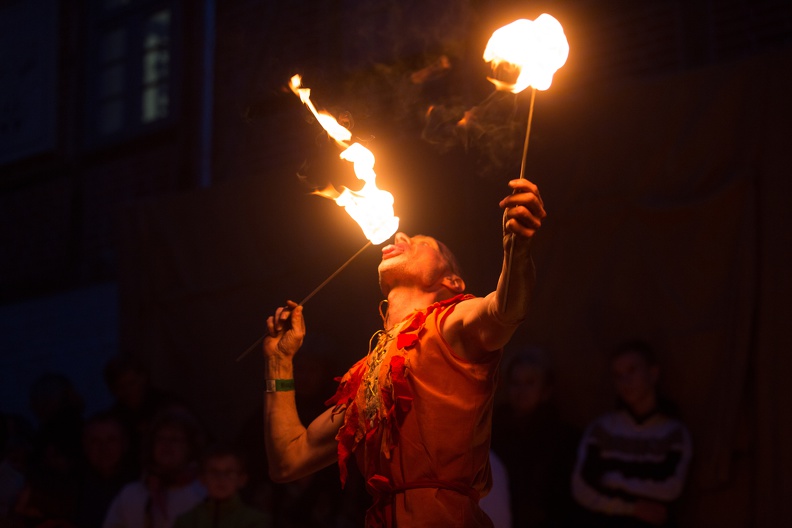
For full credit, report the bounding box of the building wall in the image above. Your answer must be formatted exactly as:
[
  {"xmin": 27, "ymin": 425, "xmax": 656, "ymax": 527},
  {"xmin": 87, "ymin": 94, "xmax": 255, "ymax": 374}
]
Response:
[{"xmin": 0, "ymin": 0, "xmax": 211, "ymax": 423}]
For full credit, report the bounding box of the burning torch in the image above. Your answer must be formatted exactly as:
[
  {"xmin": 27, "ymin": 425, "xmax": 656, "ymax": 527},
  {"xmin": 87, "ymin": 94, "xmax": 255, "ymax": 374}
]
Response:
[
  {"xmin": 483, "ymin": 14, "xmax": 568, "ymax": 306},
  {"xmin": 236, "ymin": 75, "xmax": 399, "ymax": 361}
]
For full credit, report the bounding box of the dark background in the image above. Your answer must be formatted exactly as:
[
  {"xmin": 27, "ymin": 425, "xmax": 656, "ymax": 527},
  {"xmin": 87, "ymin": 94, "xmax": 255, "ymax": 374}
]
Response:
[{"xmin": 2, "ymin": 1, "xmax": 791, "ymax": 526}]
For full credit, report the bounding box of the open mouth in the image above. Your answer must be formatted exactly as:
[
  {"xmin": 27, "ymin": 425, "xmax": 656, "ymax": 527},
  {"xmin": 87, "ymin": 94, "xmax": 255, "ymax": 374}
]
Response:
[{"xmin": 381, "ymin": 243, "xmax": 407, "ymax": 259}]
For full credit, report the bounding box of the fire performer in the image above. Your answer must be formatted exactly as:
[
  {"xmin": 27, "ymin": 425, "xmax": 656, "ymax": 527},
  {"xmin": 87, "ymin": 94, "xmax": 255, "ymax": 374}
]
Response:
[{"xmin": 262, "ymin": 178, "xmax": 546, "ymax": 527}]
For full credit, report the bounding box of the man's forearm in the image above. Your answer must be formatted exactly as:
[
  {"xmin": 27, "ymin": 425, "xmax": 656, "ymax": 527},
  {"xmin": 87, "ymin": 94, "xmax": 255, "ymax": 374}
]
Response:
[
  {"xmin": 495, "ymin": 236, "xmax": 536, "ymax": 325},
  {"xmin": 263, "ymin": 355, "xmax": 340, "ymax": 482},
  {"xmin": 493, "ymin": 177, "xmax": 544, "ymax": 324},
  {"xmin": 263, "ymin": 355, "xmax": 304, "ymax": 481},
  {"xmin": 466, "ymin": 237, "xmax": 535, "ymax": 353}
]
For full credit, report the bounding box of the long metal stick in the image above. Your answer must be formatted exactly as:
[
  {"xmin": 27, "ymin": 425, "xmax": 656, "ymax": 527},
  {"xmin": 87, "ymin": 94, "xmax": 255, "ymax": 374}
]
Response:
[
  {"xmin": 235, "ymin": 240, "xmax": 373, "ymax": 362},
  {"xmin": 298, "ymin": 240, "xmax": 373, "ymax": 305},
  {"xmin": 502, "ymin": 87, "xmax": 537, "ymax": 310}
]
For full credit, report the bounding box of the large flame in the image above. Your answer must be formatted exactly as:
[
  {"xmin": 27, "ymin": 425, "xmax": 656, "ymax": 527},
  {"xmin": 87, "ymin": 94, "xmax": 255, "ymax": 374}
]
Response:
[
  {"xmin": 483, "ymin": 14, "xmax": 569, "ymax": 93},
  {"xmin": 290, "ymin": 75, "xmax": 399, "ymax": 245}
]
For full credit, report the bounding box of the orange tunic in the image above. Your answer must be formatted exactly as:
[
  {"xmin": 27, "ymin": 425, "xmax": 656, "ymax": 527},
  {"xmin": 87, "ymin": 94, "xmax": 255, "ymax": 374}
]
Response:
[{"xmin": 327, "ymin": 294, "xmax": 502, "ymax": 527}]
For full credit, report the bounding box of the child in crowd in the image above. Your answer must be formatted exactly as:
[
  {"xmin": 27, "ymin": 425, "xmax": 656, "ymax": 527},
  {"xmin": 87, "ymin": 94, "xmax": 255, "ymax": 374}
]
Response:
[
  {"xmin": 174, "ymin": 446, "xmax": 270, "ymax": 528},
  {"xmin": 103, "ymin": 355, "xmax": 180, "ymax": 472},
  {"xmin": 103, "ymin": 408, "xmax": 206, "ymax": 528}
]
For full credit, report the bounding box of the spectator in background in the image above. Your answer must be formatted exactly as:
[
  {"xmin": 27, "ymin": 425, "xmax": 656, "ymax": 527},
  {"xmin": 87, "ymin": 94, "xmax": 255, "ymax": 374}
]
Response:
[
  {"xmin": 13, "ymin": 373, "xmax": 85, "ymax": 527},
  {"xmin": 571, "ymin": 340, "xmax": 692, "ymax": 528},
  {"xmin": 74, "ymin": 412, "xmax": 137, "ymax": 528},
  {"xmin": 0, "ymin": 413, "xmax": 33, "ymax": 520},
  {"xmin": 27, "ymin": 373, "xmax": 85, "ymax": 472},
  {"xmin": 103, "ymin": 408, "xmax": 206, "ymax": 528},
  {"xmin": 174, "ymin": 445, "xmax": 271, "ymax": 528},
  {"xmin": 479, "ymin": 449, "xmax": 512, "ymax": 528},
  {"xmin": 491, "ymin": 348, "xmax": 580, "ymax": 528},
  {"xmin": 103, "ymin": 355, "xmax": 179, "ymax": 471}
]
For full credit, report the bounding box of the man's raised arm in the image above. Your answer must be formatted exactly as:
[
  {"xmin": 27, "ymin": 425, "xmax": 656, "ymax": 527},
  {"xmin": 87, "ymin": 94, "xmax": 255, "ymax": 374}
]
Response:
[
  {"xmin": 262, "ymin": 301, "xmax": 342, "ymax": 482},
  {"xmin": 449, "ymin": 179, "xmax": 546, "ymax": 356}
]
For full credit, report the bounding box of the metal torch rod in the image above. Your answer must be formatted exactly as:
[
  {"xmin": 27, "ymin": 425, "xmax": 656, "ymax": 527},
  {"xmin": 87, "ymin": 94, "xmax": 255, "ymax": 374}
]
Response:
[
  {"xmin": 298, "ymin": 240, "xmax": 373, "ymax": 305},
  {"xmin": 502, "ymin": 87, "xmax": 537, "ymax": 310},
  {"xmin": 235, "ymin": 240, "xmax": 373, "ymax": 362}
]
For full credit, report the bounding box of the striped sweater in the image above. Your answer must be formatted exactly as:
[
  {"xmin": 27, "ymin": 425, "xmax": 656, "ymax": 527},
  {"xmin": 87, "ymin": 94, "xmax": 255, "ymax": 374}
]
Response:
[{"xmin": 571, "ymin": 409, "xmax": 692, "ymax": 519}]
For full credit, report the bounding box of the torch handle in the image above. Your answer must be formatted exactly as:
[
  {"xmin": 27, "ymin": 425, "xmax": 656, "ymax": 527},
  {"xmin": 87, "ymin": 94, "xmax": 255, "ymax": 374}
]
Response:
[
  {"xmin": 518, "ymin": 87, "xmax": 537, "ymax": 181},
  {"xmin": 503, "ymin": 87, "xmax": 537, "ymax": 311}
]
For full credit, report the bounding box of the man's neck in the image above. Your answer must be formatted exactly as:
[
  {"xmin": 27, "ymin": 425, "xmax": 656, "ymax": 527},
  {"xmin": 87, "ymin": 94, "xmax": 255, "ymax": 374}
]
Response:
[
  {"xmin": 627, "ymin": 393, "xmax": 658, "ymax": 420},
  {"xmin": 384, "ymin": 287, "xmax": 448, "ymax": 331}
]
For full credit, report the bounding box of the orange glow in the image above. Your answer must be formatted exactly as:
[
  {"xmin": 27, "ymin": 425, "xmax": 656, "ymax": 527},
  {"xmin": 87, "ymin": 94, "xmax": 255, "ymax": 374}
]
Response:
[
  {"xmin": 289, "ymin": 75, "xmax": 399, "ymax": 244},
  {"xmin": 483, "ymin": 14, "xmax": 569, "ymax": 93}
]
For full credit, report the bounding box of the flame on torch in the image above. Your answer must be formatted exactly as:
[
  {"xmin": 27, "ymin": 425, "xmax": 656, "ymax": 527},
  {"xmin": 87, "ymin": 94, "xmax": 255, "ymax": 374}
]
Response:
[
  {"xmin": 482, "ymin": 15, "xmax": 568, "ymax": 311},
  {"xmin": 483, "ymin": 14, "xmax": 569, "ymax": 93},
  {"xmin": 289, "ymin": 75, "xmax": 399, "ymax": 245}
]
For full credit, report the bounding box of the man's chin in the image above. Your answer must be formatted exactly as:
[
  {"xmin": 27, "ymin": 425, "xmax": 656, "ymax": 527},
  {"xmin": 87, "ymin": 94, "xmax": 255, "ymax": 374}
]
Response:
[{"xmin": 378, "ymin": 258, "xmax": 397, "ymax": 276}]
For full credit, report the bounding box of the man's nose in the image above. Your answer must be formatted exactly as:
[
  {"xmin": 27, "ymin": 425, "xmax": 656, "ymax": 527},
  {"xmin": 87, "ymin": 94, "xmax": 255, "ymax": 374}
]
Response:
[{"xmin": 394, "ymin": 232, "xmax": 410, "ymax": 244}]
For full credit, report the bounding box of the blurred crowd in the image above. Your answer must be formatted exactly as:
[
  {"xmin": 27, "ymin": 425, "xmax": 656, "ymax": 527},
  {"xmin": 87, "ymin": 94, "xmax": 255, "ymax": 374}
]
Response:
[
  {"xmin": 0, "ymin": 340, "xmax": 691, "ymax": 528},
  {"xmin": 489, "ymin": 341, "xmax": 692, "ymax": 528}
]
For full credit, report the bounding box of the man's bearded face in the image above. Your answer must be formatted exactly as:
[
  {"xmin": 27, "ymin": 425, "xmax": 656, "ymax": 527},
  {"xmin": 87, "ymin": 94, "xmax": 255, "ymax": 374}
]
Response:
[{"xmin": 378, "ymin": 233, "xmax": 453, "ymax": 295}]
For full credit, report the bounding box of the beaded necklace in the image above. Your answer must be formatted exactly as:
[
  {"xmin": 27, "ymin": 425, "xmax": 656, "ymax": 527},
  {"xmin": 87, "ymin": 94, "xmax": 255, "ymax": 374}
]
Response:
[
  {"xmin": 362, "ymin": 331, "xmax": 391, "ymax": 425},
  {"xmin": 362, "ymin": 299, "xmax": 404, "ymax": 426}
]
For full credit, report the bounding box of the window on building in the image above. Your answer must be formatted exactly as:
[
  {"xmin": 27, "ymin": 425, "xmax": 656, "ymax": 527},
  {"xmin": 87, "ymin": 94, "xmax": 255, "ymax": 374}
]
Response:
[
  {"xmin": 141, "ymin": 9, "xmax": 171, "ymax": 123},
  {"xmin": 98, "ymin": 27, "xmax": 127, "ymax": 135},
  {"xmin": 88, "ymin": 0, "xmax": 178, "ymax": 143}
]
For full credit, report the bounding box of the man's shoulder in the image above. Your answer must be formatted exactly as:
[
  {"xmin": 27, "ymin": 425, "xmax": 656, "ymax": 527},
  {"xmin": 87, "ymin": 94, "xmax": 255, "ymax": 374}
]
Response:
[
  {"xmin": 586, "ymin": 409, "xmax": 691, "ymax": 439},
  {"xmin": 582, "ymin": 410, "xmax": 631, "ymax": 437},
  {"xmin": 432, "ymin": 293, "xmax": 478, "ymax": 310},
  {"xmin": 115, "ymin": 479, "xmax": 147, "ymax": 501}
]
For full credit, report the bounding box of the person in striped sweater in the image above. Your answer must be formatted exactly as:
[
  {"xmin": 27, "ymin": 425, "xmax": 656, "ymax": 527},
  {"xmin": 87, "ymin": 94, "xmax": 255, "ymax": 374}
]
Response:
[{"xmin": 571, "ymin": 340, "xmax": 692, "ymax": 528}]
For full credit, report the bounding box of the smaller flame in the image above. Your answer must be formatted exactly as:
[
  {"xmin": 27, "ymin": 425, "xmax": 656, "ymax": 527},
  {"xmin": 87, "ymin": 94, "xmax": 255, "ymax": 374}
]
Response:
[
  {"xmin": 289, "ymin": 75, "xmax": 399, "ymax": 245},
  {"xmin": 483, "ymin": 14, "xmax": 569, "ymax": 93},
  {"xmin": 289, "ymin": 75, "xmax": 352, "ymax": 144}
]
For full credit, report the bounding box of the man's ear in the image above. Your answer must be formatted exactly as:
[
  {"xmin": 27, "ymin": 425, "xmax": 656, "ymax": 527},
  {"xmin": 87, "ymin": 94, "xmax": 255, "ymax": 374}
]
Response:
[{"xmin": 441, "ymin": 274, "xmax": 465, "ymax": 294}]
